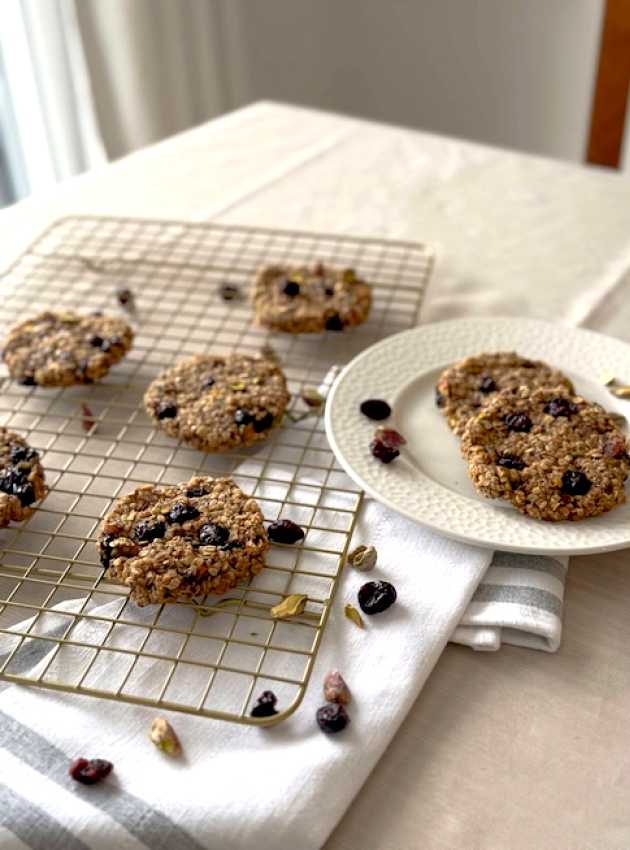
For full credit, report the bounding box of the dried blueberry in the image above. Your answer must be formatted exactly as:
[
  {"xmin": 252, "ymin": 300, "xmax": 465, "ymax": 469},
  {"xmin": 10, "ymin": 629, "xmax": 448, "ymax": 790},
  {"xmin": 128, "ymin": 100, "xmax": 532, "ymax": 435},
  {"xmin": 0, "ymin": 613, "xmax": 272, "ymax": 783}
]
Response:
[
  {"xmin": 267, "ymin": 519, "xmax": 305, "ymax": 544},
  {"xmin": 369, "ymin": 440, "xmax": 399, "ymax": 464},
  {"xmin": 561, "ymin": 470, "xmax": 592, "ymax": 496},
  {"xmin": 0, "ymin": 468, "xmax": 24, "ymax": 496},
  {"xmin": 325, "ymin": 314, "xmax": 344, "ymax": 332},
  {"xmin": 253, "ymin": 411, "xmax": 274, "ymax": 432},
  {"xmin": 479, "ymin": 375, "xmax": 497, "ymax": 393},
  {"xmin": 281, "ymin": 280, "xmax": 300, "ymax": 297},
  {"xmin": 435, "ymin": 389, "xmax": 446, "ymax": 408},
  {"xmin": 155, "ymin": 401, "xmax": 177, "ymax": 420},
  {"xmin": 357, "ymin": 580, "xmax": 397, "ymax": 615},
  {"xmin": 90, "ymin": 335, "xmax": 104, "ymax": 348},
  {"xmin": 219, "ymin": 283, "xmax": 240, "ymax": 301},
  {"xmin": 15, "ymin": 482, "xmax": 35, "ymax": 507},
  {"xmin": 99, "ymin": 533, "xmax": 116, "ymax": 566},
  {"xmin": 496, "ymin": 454, "xmax": 526, "ymax": 470},
  {"xmin": 504, "ymin": 412, "xmax": 532, "ymax": 433},
  {"xmin": 544, "ymin": 397, "xmax": 578, "ymax": 418},
  {"xmin": 116, "ymin": 288, "xmax": 133, "ymax": 306},
  {"xmin": 316, "ymin": 703, "xmax": 349, "ymax": 734},
  {"xmin": 359, "ymin": 399, "xmax": 391, "ymax": 421},
  {"xmin": 250, "ymin": 690, "xmax": 278, "ymax": 718},
  {"xmin": 186, "ymin": 485, "xmax": 208, "ymax": 498},
  {"xmin": 19, "ymin": 375, "xmax": 37, "ymax": 386},
  {"xmin": 324, "ymin": 287, "xmax": 334, "ymax": 297},
  {"xmin": 199, "ymin": 522, "xmax": 230, "ymax": 547},
  {"xmin": 167, "ymin": 502, "xmax": 200, "ymax": 524},
  {"xmin": 234, "ymin": 409, "xmax": 253, "ymax": 426},
  {"xmin": 69, "ymin": 757, "xmax": 113, "ymax": 785},
  {"xmin": 133, "ymin": 520, "xmax": 166, "ymax": 543},
  {"xmin": 10, "ymin": 445, "xmax": 36, "ymax": 463}
]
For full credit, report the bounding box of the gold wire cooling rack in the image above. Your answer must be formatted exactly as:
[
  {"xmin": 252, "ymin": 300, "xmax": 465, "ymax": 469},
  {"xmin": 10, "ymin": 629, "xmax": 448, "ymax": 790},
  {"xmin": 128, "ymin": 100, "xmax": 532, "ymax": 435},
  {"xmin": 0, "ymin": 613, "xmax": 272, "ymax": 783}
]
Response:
[{"xmin": 0, "ymin": 215, "xmax": 433, "ymax": 725}]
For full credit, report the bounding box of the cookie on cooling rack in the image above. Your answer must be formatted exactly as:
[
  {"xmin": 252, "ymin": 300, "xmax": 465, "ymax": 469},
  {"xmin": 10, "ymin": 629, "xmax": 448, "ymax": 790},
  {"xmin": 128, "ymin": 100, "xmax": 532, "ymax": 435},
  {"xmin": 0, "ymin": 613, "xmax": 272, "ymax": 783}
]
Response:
[
  {"xmin": 252, "ymin": 262, "xmax": 372, "ymax": 333},
  {"xmin": 436, "ymin": 351, "xmax": 574, "ymax": 437},
  {"xmin": 98, "ymin": 475, "xmax": 268, "ymax": 606},
  {"xmin": 0, "ymin": 428, "xmax": 46, "ymax": 527},
  {"xmin": 2, "ymin": 311, "xmax": 134, "ymax": 387},
  {"xmin": 144, "ymin": 353, "xmax": 290, "ymax": 451},
  {"xmin": 462, "ymin": 385, "xmax": 630, "ymax": 522}
]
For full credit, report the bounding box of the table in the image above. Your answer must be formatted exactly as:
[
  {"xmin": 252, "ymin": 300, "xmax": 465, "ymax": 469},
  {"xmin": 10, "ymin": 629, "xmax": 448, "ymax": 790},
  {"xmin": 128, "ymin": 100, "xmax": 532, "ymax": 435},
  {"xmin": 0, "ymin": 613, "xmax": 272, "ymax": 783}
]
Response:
[{"xmin": 2, "ymin": 101, "xmax": 629, "ymax": 850}]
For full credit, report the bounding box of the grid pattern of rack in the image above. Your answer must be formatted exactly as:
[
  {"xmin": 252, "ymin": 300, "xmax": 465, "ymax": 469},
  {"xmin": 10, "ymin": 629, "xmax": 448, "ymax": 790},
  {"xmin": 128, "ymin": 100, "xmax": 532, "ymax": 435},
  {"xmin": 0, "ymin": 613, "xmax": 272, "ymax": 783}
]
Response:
[{"xmin": 0, "ymin": 216, "xmax": 432, "ymax": 724}]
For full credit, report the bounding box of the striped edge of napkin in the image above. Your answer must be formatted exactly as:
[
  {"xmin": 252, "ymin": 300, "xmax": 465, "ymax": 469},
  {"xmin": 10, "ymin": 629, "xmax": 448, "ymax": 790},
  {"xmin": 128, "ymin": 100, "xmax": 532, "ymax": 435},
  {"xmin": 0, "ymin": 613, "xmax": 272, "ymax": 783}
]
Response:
[{"xmin": 450, "ymin": 551, "xmax": 568, "ymax": 652}]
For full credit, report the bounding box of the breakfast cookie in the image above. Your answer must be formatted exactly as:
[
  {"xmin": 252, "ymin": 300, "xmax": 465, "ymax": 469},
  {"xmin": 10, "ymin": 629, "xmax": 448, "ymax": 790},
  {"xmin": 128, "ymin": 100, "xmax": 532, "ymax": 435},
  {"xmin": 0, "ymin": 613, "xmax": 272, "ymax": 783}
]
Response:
[
  {"xmin": 252, "ymin": 262, "xmax": 371, "ymax": 333},
  {"xmin": 98, "ymin": 475, "xmax": 268, "ymax": 606},
  {"xmin": 462, "ymin": 385, "xmax": 629, "ymax": 521},
  {"xmin": 0, "ymin": 428, "xmax": 46, "ymax": 526},
  {"xmin": 144, "ymin": 353, "xmax": 290, "ymax": 452},
  {"xmin": 2, "ymin": 311, "xmax": 133, "ymax": 386},
  {"xmin": 436, "ymin": 352, "xmax": 573, "ymax": 436}
]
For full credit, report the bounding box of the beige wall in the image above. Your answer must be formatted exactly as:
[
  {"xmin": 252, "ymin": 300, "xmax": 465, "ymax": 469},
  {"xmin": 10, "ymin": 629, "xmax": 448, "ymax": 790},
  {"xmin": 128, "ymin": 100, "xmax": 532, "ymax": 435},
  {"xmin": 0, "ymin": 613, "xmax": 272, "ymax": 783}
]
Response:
[{"xmin": 222, "ymin": 0, "xmax": 604, "ymax": 163}]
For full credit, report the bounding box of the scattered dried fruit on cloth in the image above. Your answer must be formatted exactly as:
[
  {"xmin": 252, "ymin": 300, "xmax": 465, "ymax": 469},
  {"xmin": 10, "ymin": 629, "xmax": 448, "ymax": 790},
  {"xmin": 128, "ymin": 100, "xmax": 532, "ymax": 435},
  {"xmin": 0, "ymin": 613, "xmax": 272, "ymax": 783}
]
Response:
[
  {"xmin": 347, "ymin": 544, "xmax": 377, "ymax": 572},
  {"xmin": 344, "ymin": 603, "xmax": 364, "ymax": 628},
  {"xmin": 358, "ymin": 580, "xmax": 397, "ymax": 615},
  {"xmin": 323, "ymin": 670, "xmax": 351, "ymax": 704},
  {"xmin": 81, "ymin": 402, "xmax": 96, "ymax": 433},
  {"xmin": 218, "ymin": 283, "xmax": 240, "ymax": 301},
  {"xmin": 69, "ymin": 757, "xmax": 113, "ymax": 785},
  {"xmin": 251, "ymin": 690, "xmax": 278, "ymax": 718},
  {"xmin": 267, "ymin": 518, "xmax": 305, "ymax": 544},
  {"xmin": 150, "ymin": 717, "xmax": 181, "ymax": 756},
  {"xmin": 116, "ymin": 288, "xmax": 134, "ymax": 307},
  {"xmin": 316, "ymin": 703, "xmax": 350, "ymax": 734},
  {"xmin": 300, "ymin": 387, "xmax": 325, "ymax": 407},
  {"xmin": 359, "ymin": 399, "xmax": 391, "ymax": 421},
  {"xmin": 271, "ymin": 593, "xmax": 307, "ymax": 620}
]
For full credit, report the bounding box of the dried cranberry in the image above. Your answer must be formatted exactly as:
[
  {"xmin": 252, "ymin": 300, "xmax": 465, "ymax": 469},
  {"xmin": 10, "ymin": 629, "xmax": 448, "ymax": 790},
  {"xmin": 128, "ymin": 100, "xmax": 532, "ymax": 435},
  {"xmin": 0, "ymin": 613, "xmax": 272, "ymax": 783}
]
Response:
[
  {"xmin": 325, "ymin": 314, "xmax": 344, "ymax": 332},
  {"xmin": 561, "ymin": 470, "xmax": 592, "ymax": 496},
  {"xmin": 496, "ymin": 454, "xmax": 525, "ymax": 470},
  {"xmin": 253, "ymin": 411, "xmax": 274, "ymax": 432},
  {"xmin": 167, "ymin": 502, "xmax": 200, "ymax": 524},
  {"xmin": 133, "ymin": 519, "xmax": 166, "ymax": 543},
  {"xmin": 504, "ymin": 412, "xmax": 532, "ymax": 433},
  {"xmin": 369, "ymin": 440, "xmax": 399, "ymax": 464},
  {"xmin": 234, "ymin": 408, "xmax": 253, "ymax": 426},
  {"xmin": 267, "ymin": 519, "xmax": 305, "ymax": 544},
  {"xmin": 544, "ymin": 397, "xmax": 578, "ymax": 418},
  {"xmin": 603, "ymin": 433, "xmax": 629, "ymax": 460},
  {"xmin": 435, "ymin": 390, "xmax": 446, "ymax": 408},
  {"xmin": 155, "ymin": 401, "xmax": 177, "ymax": 420},
  {"xmin": 479, "ymin": 375, "xmax": 497, "ymax": 393},
  {"xmin": 69, "ymin": 757, "xmax": 113, "ymax": 785},
  {"xmin": 281, "ymin": 280, "xmax": 300, "ymax": 297},
  {"xmin": 358, "ymin": 580, "xmax": 397, "ymax": 615},
  {"xmin": 250, "ymin": 690, "xmax": 278, "ymax": 718},
  {"xmin": 359, "ymin": 399, "xmax": 391, "ymax": 421},
  {"xmin": 199, "ymin": 522, "xmax": 230, "ymax": 547},
  {"xmin": 316, "ymin": 703, "xmax": 350, "ymax": 734},
  {"xmin": 10, "ymin": 445, "xmax": 36, "ymax": 463},
  {"xmin": 374, "ymin": 427, "xmax": 406, "ymax": 448}
]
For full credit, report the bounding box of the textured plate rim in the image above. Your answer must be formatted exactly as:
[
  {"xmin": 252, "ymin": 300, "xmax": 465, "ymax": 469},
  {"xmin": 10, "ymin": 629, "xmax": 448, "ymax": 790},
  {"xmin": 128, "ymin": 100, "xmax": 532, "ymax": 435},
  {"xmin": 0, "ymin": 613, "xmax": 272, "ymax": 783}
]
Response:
[{"xmin": 325, "ymin": 317, "xmax": 630, "ymax": 556}]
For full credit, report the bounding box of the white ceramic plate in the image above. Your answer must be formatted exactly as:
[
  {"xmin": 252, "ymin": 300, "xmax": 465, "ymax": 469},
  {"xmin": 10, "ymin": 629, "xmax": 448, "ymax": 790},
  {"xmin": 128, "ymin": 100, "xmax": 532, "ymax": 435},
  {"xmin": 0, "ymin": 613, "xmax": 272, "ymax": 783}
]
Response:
[{"xmin": 325, "ymin": 317, "xmax": 630, "ymax": 555}]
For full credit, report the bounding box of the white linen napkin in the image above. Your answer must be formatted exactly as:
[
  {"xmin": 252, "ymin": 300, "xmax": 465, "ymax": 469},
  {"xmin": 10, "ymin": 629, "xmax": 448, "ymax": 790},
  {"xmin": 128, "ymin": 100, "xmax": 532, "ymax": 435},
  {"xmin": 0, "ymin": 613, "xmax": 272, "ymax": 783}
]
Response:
[
  {"xmin": 450, "ymin": 550, "xmax": 568, "ymax": 652},
  {"xmin": 0, "ymin": 498, "xmax": 492, "ymax": 850}
]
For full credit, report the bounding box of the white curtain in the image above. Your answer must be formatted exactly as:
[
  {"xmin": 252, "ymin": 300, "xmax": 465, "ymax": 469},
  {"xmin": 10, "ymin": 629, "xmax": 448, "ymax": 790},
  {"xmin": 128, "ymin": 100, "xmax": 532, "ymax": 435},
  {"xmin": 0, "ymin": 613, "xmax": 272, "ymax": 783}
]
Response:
[{"xmin": 75, "ymin": 0, "xmax": 230, "ymax": 160}]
